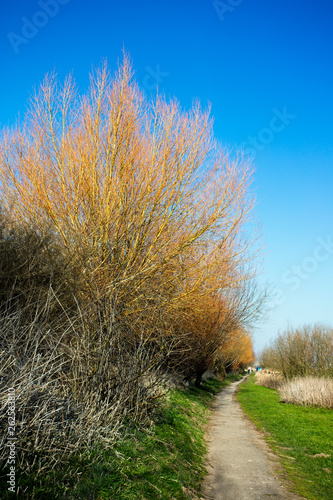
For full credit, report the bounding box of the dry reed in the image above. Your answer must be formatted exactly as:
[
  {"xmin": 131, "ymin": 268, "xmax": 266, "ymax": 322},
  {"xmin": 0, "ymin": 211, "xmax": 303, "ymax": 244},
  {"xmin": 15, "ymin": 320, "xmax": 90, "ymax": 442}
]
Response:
[
  {"xmin": 278, "ymin": 376, "xmax": 333, "ymax": 408},
  {"xmin": 255, "ymin": 369, "xmax": 285, "ymax": 390}
]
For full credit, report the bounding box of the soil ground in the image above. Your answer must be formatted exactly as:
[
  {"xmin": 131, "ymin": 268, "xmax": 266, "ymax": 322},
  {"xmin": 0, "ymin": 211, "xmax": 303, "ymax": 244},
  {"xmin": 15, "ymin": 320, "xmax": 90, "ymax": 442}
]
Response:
[{"xmin": 203, "ymin": 377, "xmax": 304, "ymax": 500}]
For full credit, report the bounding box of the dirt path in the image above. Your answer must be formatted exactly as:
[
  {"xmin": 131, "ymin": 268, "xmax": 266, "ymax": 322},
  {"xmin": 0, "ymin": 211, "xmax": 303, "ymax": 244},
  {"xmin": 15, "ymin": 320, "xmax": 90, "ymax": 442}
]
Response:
[{"xmin": 203, "ymin": 377, "xmax": 302, "ymax": 500}]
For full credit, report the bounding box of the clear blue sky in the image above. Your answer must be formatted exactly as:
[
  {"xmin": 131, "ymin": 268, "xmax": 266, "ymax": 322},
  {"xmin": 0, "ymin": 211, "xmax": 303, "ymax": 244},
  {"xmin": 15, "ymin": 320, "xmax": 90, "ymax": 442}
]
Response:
[{"xmin": 1, "ymin": 0, "xmax": 333, "ymax": 353}]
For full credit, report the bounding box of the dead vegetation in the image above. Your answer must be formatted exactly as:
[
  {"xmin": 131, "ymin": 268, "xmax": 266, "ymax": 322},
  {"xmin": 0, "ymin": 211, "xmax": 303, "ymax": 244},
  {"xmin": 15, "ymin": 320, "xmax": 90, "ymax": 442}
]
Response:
[
  {"xmin": 279, "ymin": 376, "xmax": 333, "ymax": 408},
  {"xmin": 255, "ymin": 369, "xmax": 285, "ymax": 390},
  {"xmin": 258, "ymin": 324, "xmax": 333, "ymax": 408},
  {"xmin": 0, "ymin": 290, "xmax": 175, "ymax": 475},
  {"xmin": 256, "ymin": 368, "xmax": 333, "ymax": 409}
]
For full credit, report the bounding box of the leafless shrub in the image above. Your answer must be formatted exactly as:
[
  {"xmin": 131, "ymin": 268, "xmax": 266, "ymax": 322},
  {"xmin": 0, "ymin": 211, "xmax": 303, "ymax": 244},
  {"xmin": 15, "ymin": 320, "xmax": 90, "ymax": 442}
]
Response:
[
  {"xmin": 255, "ymin": 369, "xmax": 285, "ymax": 389},
  {"xmin": 278, "ymin": 376, "xmax": 333, "ymax": 408},
  {"xmin": 260, "ymin": 324, "xmax": 333, "ymax": 379},
  {"xmin": 0, "ymin": 290, "xmax": 177, "ymax": 477}
]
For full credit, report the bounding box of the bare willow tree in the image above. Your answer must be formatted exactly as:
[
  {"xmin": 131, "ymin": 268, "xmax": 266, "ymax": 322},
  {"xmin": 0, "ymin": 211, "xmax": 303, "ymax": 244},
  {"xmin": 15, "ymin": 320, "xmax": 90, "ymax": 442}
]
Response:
[
  {"xmin": 0, "ymin": 54, "xmax": 262, "ymax": 373},
  {"xmin": 171, "ymin": 276, "xmax": 262, "ymax": 386},
  {"xmin": 0, "ymin": 55, "xmax": 267, "ymax": 489}
]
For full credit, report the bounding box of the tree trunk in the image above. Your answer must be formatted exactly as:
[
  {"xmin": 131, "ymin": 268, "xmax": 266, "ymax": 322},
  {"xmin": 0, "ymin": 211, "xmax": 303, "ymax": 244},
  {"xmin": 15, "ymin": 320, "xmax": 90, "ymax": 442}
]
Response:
[{"xmin": 195, "ymin": 368, "xmax": 205, "ymax": 388}]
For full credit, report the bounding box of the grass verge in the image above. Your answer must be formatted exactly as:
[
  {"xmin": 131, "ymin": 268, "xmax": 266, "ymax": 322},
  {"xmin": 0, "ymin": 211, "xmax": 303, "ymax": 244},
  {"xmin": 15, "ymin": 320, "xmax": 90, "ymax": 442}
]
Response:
[
  {"xmin": 2, "ymin": 375, "xmax": 241, "ymax": 499},
  {"xmin": 237, "ymin": 374, "xmax": 333, "ymax": 500}
]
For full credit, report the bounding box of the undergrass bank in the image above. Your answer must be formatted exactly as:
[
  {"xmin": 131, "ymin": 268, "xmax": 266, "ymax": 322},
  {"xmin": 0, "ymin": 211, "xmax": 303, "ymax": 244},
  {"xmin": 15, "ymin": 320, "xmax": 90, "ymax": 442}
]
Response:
[
  {"xmin": 2, "ymin": 374, "xmax": 242, "ymax": 499},
  {"xmin": 237, "ymin": 375, "xmax": 333, "ymax": 500}
]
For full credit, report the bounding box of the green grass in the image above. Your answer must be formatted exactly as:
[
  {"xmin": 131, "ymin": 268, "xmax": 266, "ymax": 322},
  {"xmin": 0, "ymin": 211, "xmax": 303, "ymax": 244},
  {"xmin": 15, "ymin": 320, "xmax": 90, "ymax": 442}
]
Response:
[
  {"xmin": 237, "ymin": 374, "xmax": 333, "ymax": 500},
  {"xmin": 2, "ymin": 375, "xmax": 240, "ymax": 499}
]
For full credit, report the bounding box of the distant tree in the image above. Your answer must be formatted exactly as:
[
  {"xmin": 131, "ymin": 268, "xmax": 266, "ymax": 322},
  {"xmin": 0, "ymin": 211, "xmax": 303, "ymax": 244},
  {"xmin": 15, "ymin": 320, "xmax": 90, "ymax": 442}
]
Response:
[{"xmin": 260, "ymin": 324, "xmax": 333, "ymax": 378}]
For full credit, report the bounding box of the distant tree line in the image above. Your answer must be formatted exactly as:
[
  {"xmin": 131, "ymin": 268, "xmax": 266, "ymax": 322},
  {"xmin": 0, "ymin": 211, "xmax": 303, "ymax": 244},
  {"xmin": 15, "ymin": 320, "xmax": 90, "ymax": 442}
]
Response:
[{"xmin": 260, "ymin": 324, "xmax": 333, "ymax": 379}]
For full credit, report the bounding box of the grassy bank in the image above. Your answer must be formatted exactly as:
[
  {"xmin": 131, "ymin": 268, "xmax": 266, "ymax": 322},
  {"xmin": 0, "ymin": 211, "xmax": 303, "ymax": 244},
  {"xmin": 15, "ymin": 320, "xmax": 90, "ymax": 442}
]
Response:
[
  {"xmin": 2, "ymin": 375, "xmax": 242, "ymax": 499},
  {"xmin": 237, "ymin": 375, "xmax": 333, "ymax": 500}
]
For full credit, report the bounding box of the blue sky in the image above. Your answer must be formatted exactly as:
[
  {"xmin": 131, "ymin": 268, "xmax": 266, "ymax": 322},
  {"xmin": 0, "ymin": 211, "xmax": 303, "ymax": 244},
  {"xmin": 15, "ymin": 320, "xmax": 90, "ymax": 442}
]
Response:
[{"xmin": 1, "ymin": 0, "xmax": 332, "ymax": 353}]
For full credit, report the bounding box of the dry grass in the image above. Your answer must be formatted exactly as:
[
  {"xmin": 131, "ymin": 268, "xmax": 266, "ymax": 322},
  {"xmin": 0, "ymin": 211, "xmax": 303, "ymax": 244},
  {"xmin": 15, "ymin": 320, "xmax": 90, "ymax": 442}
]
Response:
[
  {"xmin": 278, "ymin": 376, "xmax": 333, "ymax": 408},
  {"xmin": 255, "ymin": 369, "xmax": 285, "ymax": 389},
  {"xmin": 255, "ymin": 369, "xmax": 333, "ymax": 408}
]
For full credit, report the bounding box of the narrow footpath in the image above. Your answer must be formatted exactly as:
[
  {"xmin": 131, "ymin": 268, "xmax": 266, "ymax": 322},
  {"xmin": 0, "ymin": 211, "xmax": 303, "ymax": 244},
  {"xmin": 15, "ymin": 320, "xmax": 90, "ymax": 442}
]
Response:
[{"xmin": 203, "ymin": 377, "xmax": 303, "ymax": 500}]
